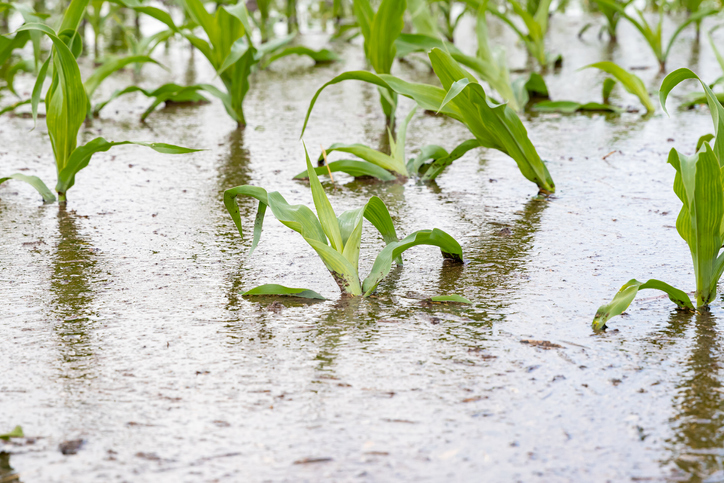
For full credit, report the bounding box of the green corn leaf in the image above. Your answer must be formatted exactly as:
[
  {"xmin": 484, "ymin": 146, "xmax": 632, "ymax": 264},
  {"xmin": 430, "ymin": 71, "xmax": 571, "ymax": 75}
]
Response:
[
  {"xmin": 56, "ymin": 137, "xmax": 200, "ymax": 194},
  {"xmin": 362, "ymin": 228, "xmax": 463, "ymax": 296},
  {"xmin": 428, "ymin": 48, "xmax": 555, "ymax": 192},
  {"xmin": 430, "ymin": 295, "xmax": 472, "ymax": 304},
  {"xmin": 242, "ymin": 284, "xmax": 326, "ymax": 299},
  {"xmin": 407, "ymin": 144, "xmax": 450, "ymax": 176},
  {"xmin": 708, "ymin": 26, "xmax": 724, "ymax": 78},
  {"xmin": 253, "ymin": 33, "xmax": 295, "ymax": 59},
  {"xmin": 223, "ymin": 185, "xmax": 269, "ymax": 256},
  {"xmin": 0, "ymin": 98, "xmax": 34, "ymax": 116},
  {"xmin": 30, "ymin": 57, "xmax": 49, "ymax": 126},
  {"xmin": 533, "ymin": 100, "xmax": 624, "ymax": 113},
  {"xmin": 0, "ymin": 426, "xmax": 24, "ymax": 440},
  {"xmin": 261, "ymin": 46, "xmax": 339, "ymax": 68},
  {"xmin": 367, "ymin": 0, "xmax": 406, "ymax": 74},
  {"xmin": 336, "ymin": 195, "xmax": 400, "ymax": 270},
  {"xmin": 111, "ymin": 0, "xmax": 179, "ymax": 32},
  {"xmin": 697, "ymin": 134, "xmax": 715, "ymax": 152},
  {"xmin": 421, "ymin": 139, "xmax": 482, "ymax": 180},
  {"xmin": 406, "ymin": 0, "xmax": 438, "ymax": 36},
  {"xmin": 217, "ymin": 37, "xmax": 250, "ymax": 76},
  {"xmin": 660, "ymin": 68, "xmax": 724, "ymax": 164},
  {"xmin": 93, "ymin": 83, "xmax": 221, "ymax": 120},
  {"xmin": 317, "ymin": 143, "xmax": 402, "ymax": 175},
  {"xmin": 293, "ymin": 160, "xmax": 397, "ymax": 181},
  {"xmin": 592, "ymin": 279, "xmax": 694, "ymax": 330},
  {"xmin": 667, "ymin": 144, "xmax": 724, "ymax": 307},
  {"xmin": 392, "ymin": 106, "xmax": 416, "ymax": 166},
  {"xmin": 18, "ymin": 23, "xmax": 88, "ymax": 177},
  {"xmin": 602, "ymin": 77, "xmax": 616, "ymax": 103},
  {"xmin": 266, "ymin": 191, "xmax": 328, "ymax": 244},
  {"xmin": 0, "ymin": 173, "xmax": 56, "ymax": 202},
  {"xmin": 581, "ymin": 61, "xmax": 654, "ymax": 112},
  {"xmin": 304, "ymin": 144, "xmax": 343, "ymax": 252},
  {"xmin": 303, "ymin": 54, "xmax": 554, "ymax": 192}
]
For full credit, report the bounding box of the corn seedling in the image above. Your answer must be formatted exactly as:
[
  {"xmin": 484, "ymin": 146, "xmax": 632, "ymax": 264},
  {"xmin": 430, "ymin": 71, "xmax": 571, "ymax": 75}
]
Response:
[
  {"xmin": 14, "ymin": 1, "xmax": 199, "ymax": 203},
  {"xmin": 484, "ymin": 0, "xmax": 556, "ymax": 68},
  {"xmin": 352, "ymin": 0, "xmax": 406, "ymax": 125},
  {"xmin": 579, "ymin": 0, "xmax": 633, "ymax": 42},
  {"xmin": 294, "ymin": 106, "xmax": 481, "ymax": 182},
  {"xmin": 534, "ymin": 61, "xmax": 654, "ymax": 114},
  {"xmin": 224, "ymin": 146, "xmax": 464, "ymax": 298},
  {"xmin": 593, "ymin": 0, "xmax": 716, "ymax": 72},
  {"xmin": 98, "ymin": 0, "xmax": 334, "ymax": 127},
  {"xmin": 592, "ymin": 68, "xmax": 724, "ymax": 330},
  {"xmin": 93, "ymin": 83, "xmax": 211, "ymax": 119},
  {"xmin": 303, "ymin": 48, "xmax": 555, "ymax": 193}
]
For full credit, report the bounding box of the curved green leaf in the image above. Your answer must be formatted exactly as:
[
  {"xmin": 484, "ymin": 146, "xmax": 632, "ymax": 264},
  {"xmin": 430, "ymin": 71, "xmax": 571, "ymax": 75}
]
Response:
[
  {"xmin": 362, "ymin": 228, "xmax": 463, "ymax": 295},
  {"xmin": 430, "ymin": 295, "xmax": 472, "ymax": 304},
  {"xmin": 262, "ymin": 46, "xmax": 339, "ymax": 68},
  {"xmin": 0, "ymin": 426, "xmax": 23, "ymax": 440},
  {"xmin": 582, "ymin": 61, "xmax": 654, "ymax": 112},
  {"xmin": 592, "ymin": 278, "xmax": 694, "ymax": 330},
  {"xmin": 293, "ymin": 160, "xmax": 396, "ymax": 181},
  {"xmin": 57, "ymin": 137, "xmax": 201, "ymax": 194},
  {"xmin": 242, "ymin": 284, "xmax": 325, "ymax": 300},
  {"xmin": 84, "ymin": 55, "xmax": 161, "ymax": 100},
  {"xmin": 317, "ymin": 143, "xmax": 402, "ymax": 174},
  {"xmin": 0, "ymin": 173, "xmax": 56, "ymax": 202}
]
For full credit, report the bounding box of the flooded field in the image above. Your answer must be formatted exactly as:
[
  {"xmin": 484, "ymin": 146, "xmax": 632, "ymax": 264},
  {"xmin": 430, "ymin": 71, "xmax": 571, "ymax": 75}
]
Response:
[{"xmin": 2, "ymin": 7, "xmax": 724, "ymax": 482}]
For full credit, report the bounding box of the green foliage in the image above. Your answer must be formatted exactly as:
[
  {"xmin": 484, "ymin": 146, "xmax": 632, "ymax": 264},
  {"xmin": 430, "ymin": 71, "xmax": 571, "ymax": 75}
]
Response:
[
  {"xmin": 224, "ymin": 146, "xmax": 463, "ymax": 297},
  {"xmin": 0, "ymin": 173, "xmax": 56, "ymax": 202},
  {"xmin": 93, "ymin": 83, "xmax": 213, "ymax": 119},
  {"xmin": 430, "ymin": 294, "xmax": 473, "ymax": 303},
  {"xmin": 294, "ymin": 107, "xmax": 417, "ymax": 180},
  {"xmin": 582, "ymin": 61, "xmax": 655, "ymax": 113},
  {"xmin": 303, "ymin": 49, "xmax": 555, "ymax": 193},
  {"xmin": 533, "ymin": 100, "xmax": 623, "ymax": 113},
  {"xmin": 242, "ymin": 284, "xmax": 326, "ymax": 299},
  {"xmin": 16, "ymin": 6, "xmax": 198, "ymax": 202},
  {"xmin": 593, "ymin": 0, "xmax": 716, "ymax": 71},
  {"xmin": 352, "ymin": 0, "xmax": 406, "ymax": 124},
  {"xmin": 593, "ymin": 68, "xmax": 724, "ymax": 330},
  {"xmin": 486, "ymin": 0, "xmax": 555, "ymax": 68}
]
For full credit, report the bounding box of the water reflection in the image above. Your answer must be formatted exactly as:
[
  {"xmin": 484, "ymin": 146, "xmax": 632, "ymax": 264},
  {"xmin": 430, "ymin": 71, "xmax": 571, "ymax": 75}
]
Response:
[
  {"xmin": 0, "ymin": 451, "xmax": 20, "ymax": 482},
  {"xmin": 664, "ymin": 310, "xmax": 724, "ymax": 482},
  {"xmin": 50, "ymin": 207, "xmax": 99, "ymax": 380}
]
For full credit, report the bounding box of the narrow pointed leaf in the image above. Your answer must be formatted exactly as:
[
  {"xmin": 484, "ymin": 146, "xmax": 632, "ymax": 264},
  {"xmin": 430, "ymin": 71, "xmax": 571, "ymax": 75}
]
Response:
[
  {"xmin": 242, "ymin": 284, "xmax": 325, "ymax": 299},
  {"xmin": 0, "ymin": 173, "xmax": 56, "ymax": 202}
]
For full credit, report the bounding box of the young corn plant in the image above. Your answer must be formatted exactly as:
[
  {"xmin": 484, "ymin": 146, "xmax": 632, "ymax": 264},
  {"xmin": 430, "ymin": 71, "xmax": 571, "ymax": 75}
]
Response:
[
  {"xmin": 579, "ymin": 0, "xmax": 634, "ymax": 43},
  {"xmin": 352, "ymin": 0, "xmax": 406, "ymax": 126},
  {"xmin": 486, "ymin": 0, "xmax": 555, "ymax": 69},
  {"xmin": 94, "ymin": 0, "xmax": 335, "ymax": 125},
  {"xmin": 534, "ymin": 61, "xmax": 654, "ymax": 114},
  {"xmin": 592, "ymin": 68, "xmax": 724, "ymax": 330},
  {"xmin": 295, "ymin": 106, "xmax": 481, "ymax": 182},
  {"xmin": 224, "ymin": 147, "xmax": 464, "ymax": 298},
  {"xmin": 593, "ymin": 0, "xmax": 716, "ymax": 72},
  {"xmin": 11, "ymin": 2, "xmax": 199, "ymax": 203},
  {"xmin": 303, "ymin": 48, "xmax": 555, "ymax": 193}
]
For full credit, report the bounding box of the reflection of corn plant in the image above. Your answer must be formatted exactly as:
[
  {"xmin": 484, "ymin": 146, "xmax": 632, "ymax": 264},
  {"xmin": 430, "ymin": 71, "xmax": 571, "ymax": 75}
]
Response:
[
  {"xmin": 594, "ymin": 0, "xmax": 716, "ymax": 72},
  {"xmin": 224, "ymin": 147, "xmax": 463, "ymax": 298},
  {"xmin": 295, "ymin": 106, "xmax": 480, "ymax": 182},
  {"xmin": 534, "ymin": 61, "xmax": 654, "ymax": 114},
  {"xmin": 303, "ymin": 48, "xmax": 555, "ymax": 193},
  {"xmin": 352, "ymin": 0, "xmax": 406, "ymax": 125},
  {"xmin": 592, "ymin": 68, "xmax": 724, "ymax": 330},
  {"xmin": 6, "ymin": 2, "xmax": 199, "ymax": 203}
]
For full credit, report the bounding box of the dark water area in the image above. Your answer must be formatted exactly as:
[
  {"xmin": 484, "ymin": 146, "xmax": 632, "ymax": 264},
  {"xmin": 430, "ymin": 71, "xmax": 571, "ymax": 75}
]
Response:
[{"xmin": 2, "ymin": 7, "xmax": 724, "ymax": 482}]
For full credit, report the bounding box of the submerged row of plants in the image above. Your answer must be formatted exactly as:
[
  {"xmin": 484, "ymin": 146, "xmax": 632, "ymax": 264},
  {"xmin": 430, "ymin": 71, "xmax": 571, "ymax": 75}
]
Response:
[{"xmin": 1, "ymin": 0, "xmax": 723, "ymax": 320}]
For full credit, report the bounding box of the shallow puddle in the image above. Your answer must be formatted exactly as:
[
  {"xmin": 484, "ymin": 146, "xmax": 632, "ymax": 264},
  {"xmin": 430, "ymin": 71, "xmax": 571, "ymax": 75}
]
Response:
[{"xmin": 2, "ymin": 9, "xmax": 724, "ymax": 482}]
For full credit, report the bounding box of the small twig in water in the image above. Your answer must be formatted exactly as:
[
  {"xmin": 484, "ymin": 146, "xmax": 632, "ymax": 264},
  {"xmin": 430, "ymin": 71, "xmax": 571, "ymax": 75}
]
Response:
[{"xmin": 320, "ymin": 144, "xmax": 334, "ymax": 183}]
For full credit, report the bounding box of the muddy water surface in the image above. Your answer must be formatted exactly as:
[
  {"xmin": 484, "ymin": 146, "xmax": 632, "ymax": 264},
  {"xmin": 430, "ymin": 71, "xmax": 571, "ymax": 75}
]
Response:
[{"xmin": 1, "ymin": 10, "xmax": 724, "ymax": 482}]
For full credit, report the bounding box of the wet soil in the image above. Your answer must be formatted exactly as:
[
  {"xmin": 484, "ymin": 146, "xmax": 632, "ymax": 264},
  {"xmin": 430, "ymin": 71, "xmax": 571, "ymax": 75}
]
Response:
[{"xmin": 2, "ymin": 10, "xmax": 724, "ymax": 483}]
